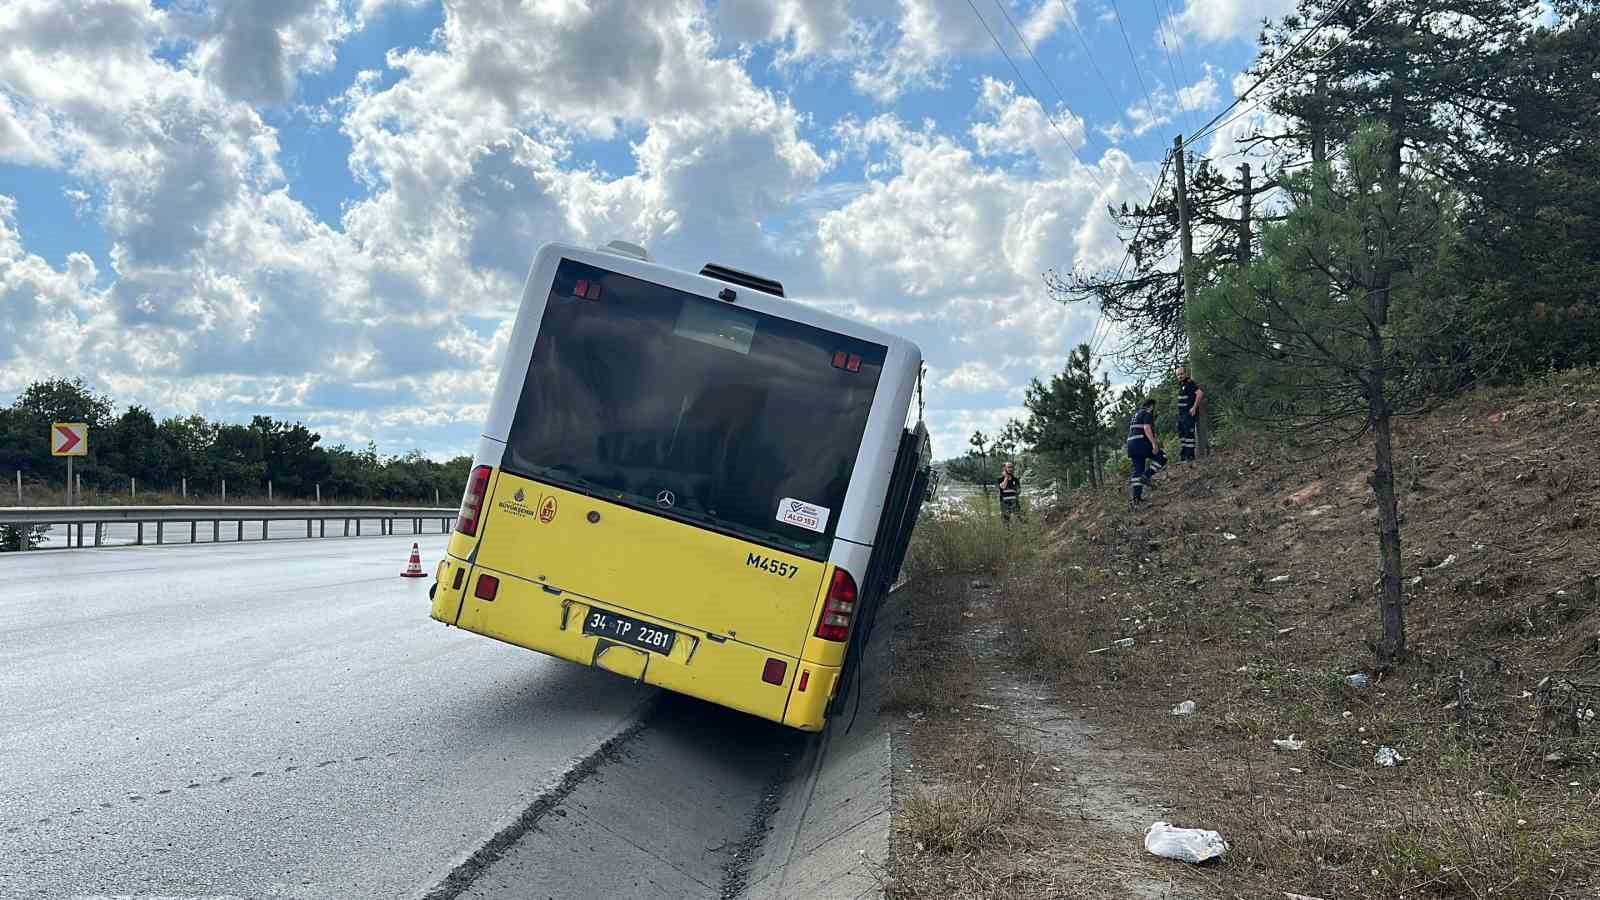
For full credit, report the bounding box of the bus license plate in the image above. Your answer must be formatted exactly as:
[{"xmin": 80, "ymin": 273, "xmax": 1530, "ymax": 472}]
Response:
[{"xmin": 582, "ymin": 609, "xmax": 676, "ymax": 655}]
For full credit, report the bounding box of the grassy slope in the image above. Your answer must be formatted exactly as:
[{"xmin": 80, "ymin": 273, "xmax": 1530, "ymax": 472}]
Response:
[{"xmin": 897, "ymin": 371, "xmax": 1600, "ymax": 898}]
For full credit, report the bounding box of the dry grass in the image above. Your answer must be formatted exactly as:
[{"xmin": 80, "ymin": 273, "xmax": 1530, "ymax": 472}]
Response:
[
  {"xmin": 903, "ymin": 502, "xmax": 1040, "ymax": 581},
  {"xmin": 888, "ymin": 729, "xmax": 1082, "ymax": 900},
  {"xmin": 892, "ymin": 374, "xmax": 1600, "ymax": 898}
]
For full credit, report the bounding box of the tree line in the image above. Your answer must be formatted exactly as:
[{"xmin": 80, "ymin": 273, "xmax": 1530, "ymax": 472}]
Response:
[
  {"xmin": 2, "ymin": 378, "xmax": 470, "ymax": 505},
  {"xmin": 1023, "ymin": 0, "xmax": 1597, "ymax": 668}
]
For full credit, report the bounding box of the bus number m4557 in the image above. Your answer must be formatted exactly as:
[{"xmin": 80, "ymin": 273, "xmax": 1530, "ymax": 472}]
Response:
[{"xmin": 746, "ymin": 553, "xmax": 799, "ymax": 579}]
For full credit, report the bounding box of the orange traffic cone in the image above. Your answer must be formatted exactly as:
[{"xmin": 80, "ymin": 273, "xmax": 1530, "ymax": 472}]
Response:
[{"xmin": 401, "ymin": 543, "xmax": 426, "ymax": 578}]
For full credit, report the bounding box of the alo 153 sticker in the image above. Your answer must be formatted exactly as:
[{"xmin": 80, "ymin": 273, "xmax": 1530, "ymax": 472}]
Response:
[{"xmin": 776, "ymin": 498, "xmax": 830, "ymax": 533}]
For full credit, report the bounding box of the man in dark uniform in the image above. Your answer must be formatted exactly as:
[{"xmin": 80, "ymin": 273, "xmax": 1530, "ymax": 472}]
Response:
[
  {"xmin": 997, "ymin": 461, "xmax": 1022, "ymax": 525},
  {"xmin": 1126, "ymin": 398, "xmax": 1160, "ymax": 506},
  {"xmin": 1175, "ymin": 365, "xmax": 1205, "ymax": 462}
]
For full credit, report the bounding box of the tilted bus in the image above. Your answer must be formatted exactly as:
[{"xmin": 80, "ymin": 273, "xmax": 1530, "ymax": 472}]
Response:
[{"xmin": 428, "ymin": 241, "xmax": 932, "ymax": 731}]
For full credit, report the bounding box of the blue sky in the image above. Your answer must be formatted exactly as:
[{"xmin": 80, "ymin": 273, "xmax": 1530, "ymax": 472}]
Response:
[{"xmin": 0, "ymin": 0, "xmax": 1285, "ymax": 460}]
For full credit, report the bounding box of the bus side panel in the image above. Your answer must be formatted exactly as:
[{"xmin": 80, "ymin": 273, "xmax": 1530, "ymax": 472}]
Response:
[{"xmin": 473, "ymin": 474, "xmax": 828, "ymax": 658}]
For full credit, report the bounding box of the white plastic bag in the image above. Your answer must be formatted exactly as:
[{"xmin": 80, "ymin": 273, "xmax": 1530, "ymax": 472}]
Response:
[
  {"xmin": 1272, "ymin": 734, "xmax": 1307, "ymax": 752},
  {"xmin": 1374, "ymin": 746, "xmax": 1406, "ymax": 767},
  {"xmin": 1144, "ymin": 821, "xmax": 1228, "ymax": 863},
  {"xmin": 1171, "ymin": 700, "xmax": 1197, "ymax": 716}
]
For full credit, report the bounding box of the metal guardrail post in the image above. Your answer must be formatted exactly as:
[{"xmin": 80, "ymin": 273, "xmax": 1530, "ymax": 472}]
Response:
[
  {"xmin": 136, "ymin": 523, "xmax": 144, "ymax": 545},
  {"xmin": 156, "ymin": 522, "xmax": 164, "ymax": 545}
]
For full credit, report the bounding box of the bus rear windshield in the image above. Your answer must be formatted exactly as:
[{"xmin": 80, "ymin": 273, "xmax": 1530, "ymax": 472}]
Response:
[{"xmin": 502, "ymin": 259, "xmax": 887, "ymax": 560}]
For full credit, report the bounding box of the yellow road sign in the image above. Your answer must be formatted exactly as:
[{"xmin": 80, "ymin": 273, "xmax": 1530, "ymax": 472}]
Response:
[{"xmin": 51, "ymin": 422, "xmax": 88, "ymax": 457}]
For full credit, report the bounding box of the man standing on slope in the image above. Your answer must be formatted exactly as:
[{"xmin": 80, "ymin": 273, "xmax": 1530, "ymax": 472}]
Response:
[
  {"xmin": 1175, "ymin": 365, "xmax": 1205, "ymax": 462},
  {"xmin": 1127, "ymin": 397, "xmax": 1160, "ymax": 508}
]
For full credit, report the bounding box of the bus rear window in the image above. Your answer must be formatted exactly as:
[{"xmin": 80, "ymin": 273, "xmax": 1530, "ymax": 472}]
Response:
[{"xmin": 502, "ymin": 259, "xmax": 886, "ymax": 560}]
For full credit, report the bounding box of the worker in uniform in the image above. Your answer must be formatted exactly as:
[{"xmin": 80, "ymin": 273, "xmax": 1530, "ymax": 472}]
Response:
[
  {"xmin": 997, "ymin": 461, "xmax": 1022, "ymax": 526},
  {"xmin": 1126, "ymin": 397, "xmax": 1161, "ymax": 507},
  {"xmin": 1175, "ymin": 365, "xmax": 1205, "ymax": 462}
]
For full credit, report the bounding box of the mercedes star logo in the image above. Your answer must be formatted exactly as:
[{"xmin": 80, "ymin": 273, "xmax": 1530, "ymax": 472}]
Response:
[{"xmin": 655, "ymin": 490, "xmax": 676, "ymax": 508}]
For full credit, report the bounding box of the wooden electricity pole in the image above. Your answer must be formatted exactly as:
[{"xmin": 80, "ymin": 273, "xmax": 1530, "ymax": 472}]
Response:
[
  {"xmin": 1173, "ymin": 135, "xmax": 1210, "ymax": 456},
  {"xmin": 1238, "ymin": 163, "xmax": 1253, "ymax": 264}
]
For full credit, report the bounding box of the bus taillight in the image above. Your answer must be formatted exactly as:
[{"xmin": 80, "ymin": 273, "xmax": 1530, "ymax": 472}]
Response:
[
  {"xmin": 455, "ymin": 465, "xmax": 492, "ymax": 537},
  {"xmin": 815, "ymin": 568, "xmax": 858, "ymax": 642}
]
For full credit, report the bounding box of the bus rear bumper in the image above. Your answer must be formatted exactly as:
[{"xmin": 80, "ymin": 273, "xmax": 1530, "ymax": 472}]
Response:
[{"xmin": 431, "ymin": 560, "xmax": 838, "ymax": 732}]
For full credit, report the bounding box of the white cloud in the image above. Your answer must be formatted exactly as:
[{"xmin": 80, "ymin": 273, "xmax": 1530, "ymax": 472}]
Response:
[
  {"xmin": 970, "ymin": 76, "xmax": 1088, "ymax": 175},
  {"xmin": 1169, "ymin": 0, "xmax": 1296, "ymax": 44},
  {"xmin": 717, "ymin": 0, "xmax": 862, "ymax": 62},
  {"xmin": 1178, "ymin": 66, "xmax": 1222, "ymax": 110},
  {"xmin": 814, "ymin": 96, "xmax": 1153, "ymax": 452},
  {"xmin": 851, "ymin": 0, "xmax": 1065, "ymax": 102},
  {"xmin": 187, "ymin": 0, "xmax": 352, "ymax": 106},
  {"xmin": 1101, "ymin": 67, "xmax": 1223, "ymax": 141},
  {"xmin": 0, "ymin": 90, "xmax": 57, "ymax": 166},
  {"xmin": 0, "ymin": 0, "xmax": 1167, "ymax": 461},
  {"xmin": 939, "ymin": 361, "xmax": 1010, "ymax": 392}
]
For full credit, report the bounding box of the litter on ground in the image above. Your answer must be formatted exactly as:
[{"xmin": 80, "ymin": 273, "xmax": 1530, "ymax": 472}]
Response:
[{"xmin": 1144, "ymin": 822, "xmax": 1228, "ymax": 863}]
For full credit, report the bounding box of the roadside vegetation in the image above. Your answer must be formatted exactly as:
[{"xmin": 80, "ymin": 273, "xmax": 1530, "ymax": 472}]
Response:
[
  {"xmin": 888, "ymin": 373, "xmax": 1600, "ymax": 899},
  {"xmin": 2, "ymin": 378, "xmax": 469, "ymax": 507}
]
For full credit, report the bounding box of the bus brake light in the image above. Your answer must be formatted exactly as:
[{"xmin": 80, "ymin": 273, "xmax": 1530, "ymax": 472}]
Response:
[
  {"xmin": 815, "ymin": 568, "xmax": 858, "ymax": 642},
  {"xmin": 455, "ymin": 465, "xmax": 492, "ymax": 537}
]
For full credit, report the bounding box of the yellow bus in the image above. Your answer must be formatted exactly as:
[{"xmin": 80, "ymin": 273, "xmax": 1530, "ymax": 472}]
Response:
[{"xmin": 428, "ymin": 241, "xmax": 932, "ymax": 731}]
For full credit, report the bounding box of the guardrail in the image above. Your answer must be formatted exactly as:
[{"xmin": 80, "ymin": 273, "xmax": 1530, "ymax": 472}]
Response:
[{"xmin": 0, "ymin": 505, "xmax": 458, "ymax": 550}]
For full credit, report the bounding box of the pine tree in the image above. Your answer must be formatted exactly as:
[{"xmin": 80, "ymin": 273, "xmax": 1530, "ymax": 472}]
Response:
[{"xmin": 1192, "ymin": 125, "xmax": 1471, "ymax": 667}]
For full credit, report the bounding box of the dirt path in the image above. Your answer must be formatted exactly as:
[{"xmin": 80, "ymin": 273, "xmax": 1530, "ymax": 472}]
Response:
[{"xmin": 884, "ymin": 577, "xmax": 1207, "ymax": 900}]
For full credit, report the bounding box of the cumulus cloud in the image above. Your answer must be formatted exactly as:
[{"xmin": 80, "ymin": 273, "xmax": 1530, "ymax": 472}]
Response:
[
  {"xmin": 0, "ymin": 0, "xmax": 1166, "ymax": 460},
  {"xmin": 970, "ymin": 76, "xmax": 1088, "ymax": 175},
  {"xmin": 1169, "ymin": 0, "xmax": 1296, "ymax": 44},
  {"xmin": 1100, "ymin": 67, "xmax": 1224, "ymax": 141},
  {"xmin": 939, "ymin": 361, "xmax": 1011, "ymax": 393},
  {"xmin": 814, "ymin": 95, "xmax": 1153, "ymax": 451},
  {"xmin": 0, "ymin": 91, "xmax": 56, "ymax": 166},
  {"xmin": 188, "ymin": 0, "xmax": 351, "ymax": 106}
]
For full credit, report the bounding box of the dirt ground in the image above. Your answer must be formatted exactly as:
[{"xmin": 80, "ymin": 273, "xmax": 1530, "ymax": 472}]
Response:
[{"xmin": 885, "ymin": 372, "xmax": 1600, "ymax": 899}]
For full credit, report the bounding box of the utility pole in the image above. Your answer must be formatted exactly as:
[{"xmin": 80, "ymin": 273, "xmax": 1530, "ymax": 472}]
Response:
[
  {"xmin": 1174, "ymin": 134, "xmax": 1209, "ymax": 457},
  {"xmin": 1238, "ymin": 163, "xmax": 1253, "ymax": 265},
  {"xmin": 1173, "ymin": 135, "xmax": 1195, "ymax": 313}
]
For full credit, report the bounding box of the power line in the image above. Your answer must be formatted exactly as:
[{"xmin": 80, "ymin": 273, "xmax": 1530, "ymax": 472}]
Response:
[
  {"xmin": 1055, "ymin": 0, "xmax": 1124, "ymax": 116},
  {"xmin": 963, "ymin": 0, "xmax": 1110, "ymax": 192},
  {"xmin": 1109, "ymin": 0, "xmax": 1158, "ymax": 124},
  {"xmin": 1151, "ymin": 0, "xmax": 1200, "ymax": 136},
  {"xmin": 1153, "ymin": 0, "xmax": 1202, "ymax": 135},
  {"xmin": 1184, "ymin": 0, "xmax": 1396, "ymax": 150},
  {"xmin": 992, "ymin": 0, "xmax": 1081, "ymax": 132},
  {"xmin": 1177, "ymin": 0, "xmax": 1363, "ymax": 149}
]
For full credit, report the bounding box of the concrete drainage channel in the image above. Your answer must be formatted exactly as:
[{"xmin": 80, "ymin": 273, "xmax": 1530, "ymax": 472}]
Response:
[{"xmin": 415, "ymin": 597, "xmax": 896, "ymax": 900}]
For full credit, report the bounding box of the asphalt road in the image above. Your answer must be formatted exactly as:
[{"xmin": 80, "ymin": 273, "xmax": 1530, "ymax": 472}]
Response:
[{"xmin": 0, "ymin": 536, "xmax": 655, "ymax": 899}]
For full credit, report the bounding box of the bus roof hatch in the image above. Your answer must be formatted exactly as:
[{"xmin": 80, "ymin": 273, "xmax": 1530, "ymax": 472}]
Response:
[
  {"xmin": 699, "ymin": 263, "xmax": 785, "ymax": 298},
  {"xmin": 598, "ymin": 240, "xmax": 652, "ymax": 262}
]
